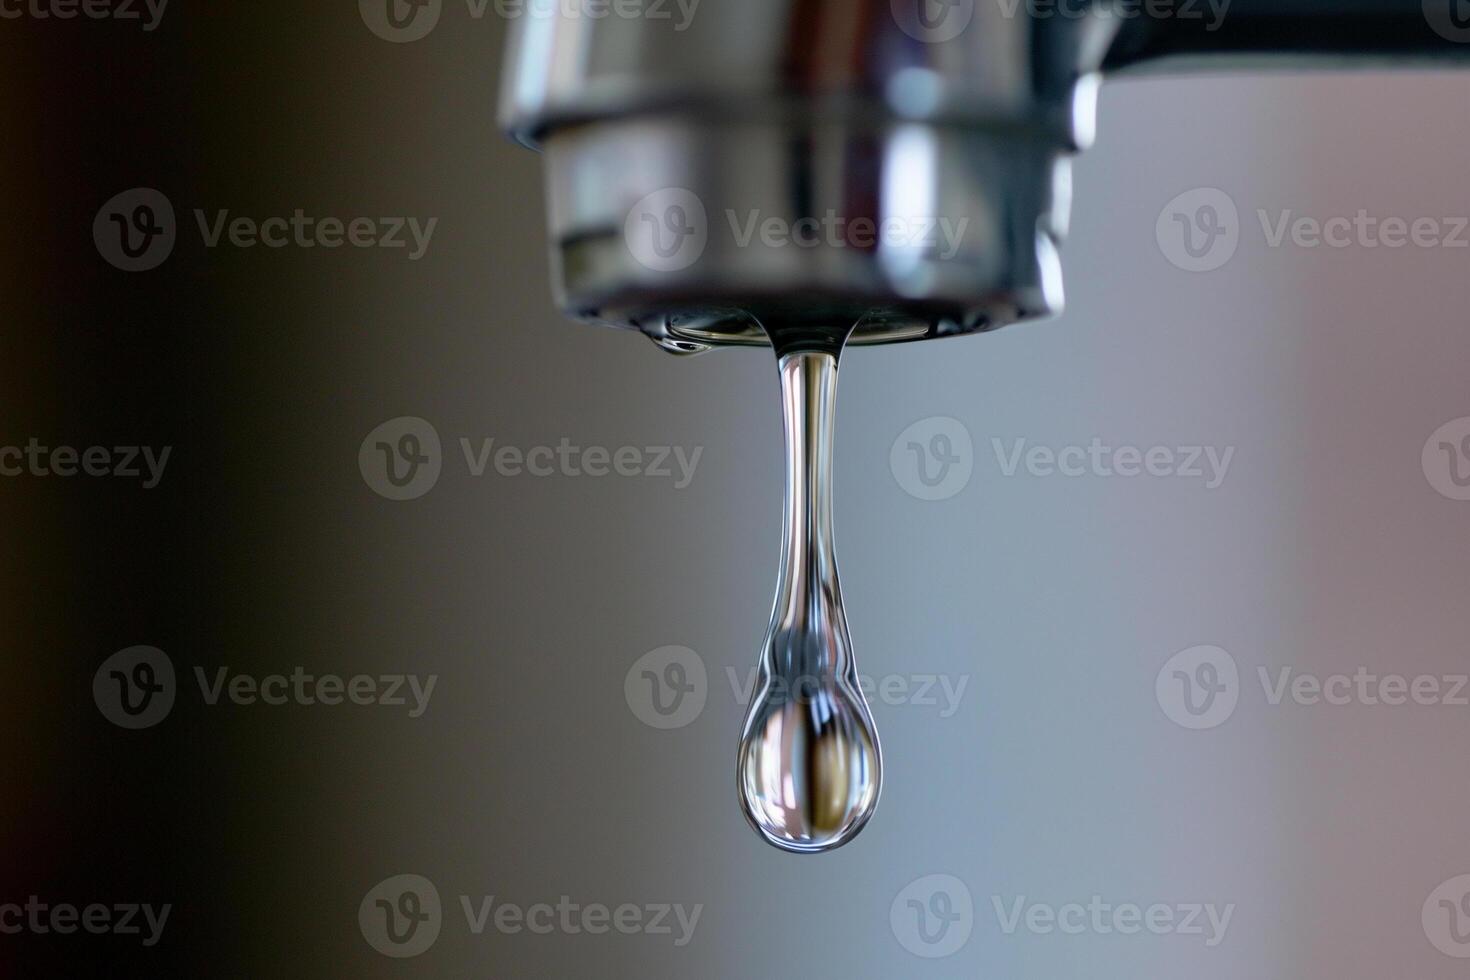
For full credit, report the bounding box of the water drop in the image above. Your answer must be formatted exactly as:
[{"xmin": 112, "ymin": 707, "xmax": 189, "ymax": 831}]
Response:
[{"xmin": 737, "ymin": 325, "xmax": 882, "ymax": 853}]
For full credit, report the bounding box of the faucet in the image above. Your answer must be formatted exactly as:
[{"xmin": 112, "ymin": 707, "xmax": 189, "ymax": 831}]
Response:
[
  {"xmin": 498, "ymin": 0, "xmax": 1467, "ymax": 851},
  {"xmin": 500, "ymin": 0, "xmax": 1468, "ymax": 352}
]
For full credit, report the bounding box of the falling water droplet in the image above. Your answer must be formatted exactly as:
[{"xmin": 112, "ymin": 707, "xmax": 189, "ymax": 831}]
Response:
[{"xmin": 737, "ymin": 325, "xmax": 882, "ymax": 853}]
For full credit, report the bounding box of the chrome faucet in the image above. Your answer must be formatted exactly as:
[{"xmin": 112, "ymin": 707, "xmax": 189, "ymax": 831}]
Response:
[
  {"xmin": 501, "ymin": 0, "xmax": 1468, "ymax": 351},
  {"xmin": 499, "ymin": 1, "xmax": 1468, "ymax": 851}
]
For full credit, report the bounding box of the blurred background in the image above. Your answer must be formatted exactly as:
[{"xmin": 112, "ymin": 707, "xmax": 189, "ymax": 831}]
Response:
[{"xmin": 4, "ymin": 2, "xmax": 1470, "ymax": 976}]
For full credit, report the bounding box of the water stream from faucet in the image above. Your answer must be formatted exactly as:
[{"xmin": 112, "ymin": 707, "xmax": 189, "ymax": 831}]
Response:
[{"xmin": 736, "ymin": 324, "xmax": 882, "ymax": 853}]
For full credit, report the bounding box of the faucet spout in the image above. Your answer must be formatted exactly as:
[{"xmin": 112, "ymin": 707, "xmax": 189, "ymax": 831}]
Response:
[{"xmin": 501, "ymin": 1, "xmax": 1470, "ymax": 351}]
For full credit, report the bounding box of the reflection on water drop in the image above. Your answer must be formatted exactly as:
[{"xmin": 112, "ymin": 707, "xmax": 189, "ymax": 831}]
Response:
[
  {"xmin": 737, "ymin": 336, "xmax": 882, "ymax": 853},
  {"xmin": 739, "ymin": 682, "xmax": 880, "ymax": 850}
]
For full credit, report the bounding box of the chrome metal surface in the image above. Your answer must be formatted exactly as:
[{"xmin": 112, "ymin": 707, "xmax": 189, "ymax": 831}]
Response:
[
  {"xmin": 502, "ymin": 0, "xmax": 1114, "ymax": 349},
  {"xmin": 502, "ymin": 1, "xmax": 1470, "ymax": 351}
]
